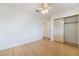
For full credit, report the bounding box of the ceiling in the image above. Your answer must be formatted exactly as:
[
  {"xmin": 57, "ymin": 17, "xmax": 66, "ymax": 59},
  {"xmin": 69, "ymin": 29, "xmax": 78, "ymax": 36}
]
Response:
[{"xmin": 2, "ymin": 3, "xmax": 79, "ymax": 18}]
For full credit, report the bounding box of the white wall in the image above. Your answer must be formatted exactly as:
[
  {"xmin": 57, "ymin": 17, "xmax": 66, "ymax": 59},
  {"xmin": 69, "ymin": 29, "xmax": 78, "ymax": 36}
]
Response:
[
  {"xmin": 0, "ymin": 4, "xmax": 43, "ymax": 50},
  {"xmin": 50, "ymin": 17, "xmax": 54, "ymax": 41}
]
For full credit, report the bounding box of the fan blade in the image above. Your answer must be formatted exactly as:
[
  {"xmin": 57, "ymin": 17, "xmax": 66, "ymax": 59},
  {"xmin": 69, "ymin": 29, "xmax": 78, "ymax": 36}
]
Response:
[
  {"xmin": 35, "ymin": 9, "xmax": 40, "ymax": 12},
  {"xmin": 35, "ymin": 8, "xmax": 42, "ymax": 13},
  {"xmin": 48, "ymin": 7, "xmax": 52, "ymax": 9},
  {"xmin": 37, "ymin": 8, "xmax": 43, "ymax": 10}
]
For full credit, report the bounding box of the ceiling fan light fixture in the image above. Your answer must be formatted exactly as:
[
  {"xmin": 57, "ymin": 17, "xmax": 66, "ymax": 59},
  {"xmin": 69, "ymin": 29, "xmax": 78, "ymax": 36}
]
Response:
[
  {"xmin": 35, "ymin": 3, "xmax": 51, "ymax": 14},
  {"xmin": 41, "ymin": 9, "xmax": 48, "ymax": 14},
  {"xmin": 41, "ymin": 10, "xmax": 45, "ymax": 14},
  {"xmin": 45, "ymin": 9, "xmax": 48, "ymax": 13}
]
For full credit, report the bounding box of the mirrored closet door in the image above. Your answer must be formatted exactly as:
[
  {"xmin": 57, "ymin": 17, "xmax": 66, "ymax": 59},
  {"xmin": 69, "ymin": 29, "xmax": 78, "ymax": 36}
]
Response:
[
  {"xmin": 64, "ymin": 15, "xmax": 78, "ymax": 47},
  {"xmin": 54, "ymin": 15, "xmax": 79, "ymax": 47},
  {"xmin": 54, "ymin": 18, "xmax": 64, "ymax": 43}
]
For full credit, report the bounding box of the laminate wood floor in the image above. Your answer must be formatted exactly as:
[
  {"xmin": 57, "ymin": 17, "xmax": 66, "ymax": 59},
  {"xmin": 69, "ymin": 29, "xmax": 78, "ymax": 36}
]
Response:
[{"xmin": 0, "ymin": 39, "xmax": 79, "ymax": 56}]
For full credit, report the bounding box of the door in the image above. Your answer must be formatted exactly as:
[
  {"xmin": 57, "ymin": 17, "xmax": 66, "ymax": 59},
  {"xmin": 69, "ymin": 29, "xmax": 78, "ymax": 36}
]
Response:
[
  {"xmin": 64, "ymin": 15, "xmax": 78, "ymax": 47},
  {"xmin": 47, "ymin": 22, "xmax": 51, "ymax": 39},
  {"xmin": 54, "ymin": 19, "xmax": 64, "ymax": 43},
  {"xmin": 43, "ymin": 21, "xmax": 51, "ymax": 39}
]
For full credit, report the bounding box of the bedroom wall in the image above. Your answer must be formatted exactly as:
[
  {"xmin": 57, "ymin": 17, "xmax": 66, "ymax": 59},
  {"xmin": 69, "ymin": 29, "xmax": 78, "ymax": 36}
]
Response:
[
  {"xmin": 50, "ymin": 16, "xmax": 54, "ymax": 41},
  {"xmin": 0, "ymin": 4, "xmax": 43, "ymax": 50}
]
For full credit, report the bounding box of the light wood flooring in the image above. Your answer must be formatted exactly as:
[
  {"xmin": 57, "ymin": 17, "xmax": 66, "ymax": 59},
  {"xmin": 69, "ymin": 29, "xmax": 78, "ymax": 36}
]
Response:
[{"xmin": 0, "ymin": 39, "xmax": 79, "ymax": 56}]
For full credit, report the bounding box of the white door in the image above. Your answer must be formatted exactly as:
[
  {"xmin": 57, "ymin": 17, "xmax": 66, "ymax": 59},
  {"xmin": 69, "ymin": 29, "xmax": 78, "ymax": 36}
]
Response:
[
  {"xmin": 47, "ymin": 22, "xmax": 51, "ymax": 39},
  {"xmin": 43, "ymin": 21, "xmax": 51, "ymax": 39}
]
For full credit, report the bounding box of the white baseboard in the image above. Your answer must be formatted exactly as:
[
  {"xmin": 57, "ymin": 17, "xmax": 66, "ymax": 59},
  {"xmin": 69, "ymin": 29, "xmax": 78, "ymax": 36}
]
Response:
[{"xmin": 0, "ymin": 39, "xmax": 42, "ymax": 51}]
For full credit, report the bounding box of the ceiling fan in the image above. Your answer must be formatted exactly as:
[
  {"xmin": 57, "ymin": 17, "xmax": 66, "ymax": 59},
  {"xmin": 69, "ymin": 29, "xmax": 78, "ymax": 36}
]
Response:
[{"xmin": 35, "ymin": 3, "xmax": 51, "ymax": 14}]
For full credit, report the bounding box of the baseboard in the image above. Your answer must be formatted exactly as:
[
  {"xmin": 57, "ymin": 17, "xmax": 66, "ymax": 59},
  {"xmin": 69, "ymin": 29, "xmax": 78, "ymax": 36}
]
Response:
[
  {"xmin": 0, "ymin": 39, "xmax": 42, "ymax": 51},
  {"xmin": 64, "ymin": 41, "xmax": 78, "ymax": 47},
  {"xmin": 78, "ymin": 44, "xmax": 79, "ymax": 48},
  {"xmin": 54, "ymin": 41, "xmax": 64, "ymax": 44}
]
